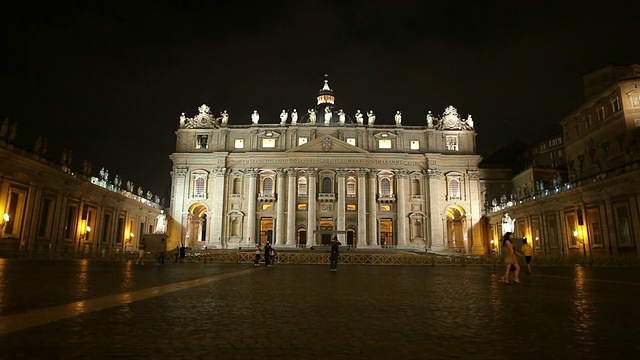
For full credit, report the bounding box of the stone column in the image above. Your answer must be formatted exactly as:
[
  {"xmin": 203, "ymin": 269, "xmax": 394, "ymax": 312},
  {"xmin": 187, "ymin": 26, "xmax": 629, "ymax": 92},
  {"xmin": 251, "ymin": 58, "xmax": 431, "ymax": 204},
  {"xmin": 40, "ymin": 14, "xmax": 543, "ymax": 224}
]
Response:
[
  {"xmin": 245, "ymin": 169, "xmax": 258, "ymax": 245},
  {"xmin": 275, "ymin": 168, "xmax": 286, "ymax": 245},
  {"xmin": 306, "ymin": 169, "xmax": 317, "ymax": 247},
  {"xmin": 396, "ymin": 169, "xmax": 408, "ymax": 247},
  {"xmin": 169, "ymin": 167, "xmax": 188, "ymax": 249},
  {"xmin": 367, "ymin": 170, "xmax": 378, "ymax": 246},
  {"xmin": 336, "ymin": 169, "xmax": 346, "ymax": 243},
  {"xmin": 427, "ymin": 168, "xmax": 445, "ymax": 251},
  {"xmin": 467, "ymin": 169, "xmax": 484, "ymax": 255},
  {"xmin": 209, "ymin": 167, "xmax": 227, "ymax": 248},
  {"xmin": 286, "ymin": 168, "xmax": 297, "ymax": 246},
  {"xmin": 357, "ymin": 169, "xmax": 368, "ymax": 247}
]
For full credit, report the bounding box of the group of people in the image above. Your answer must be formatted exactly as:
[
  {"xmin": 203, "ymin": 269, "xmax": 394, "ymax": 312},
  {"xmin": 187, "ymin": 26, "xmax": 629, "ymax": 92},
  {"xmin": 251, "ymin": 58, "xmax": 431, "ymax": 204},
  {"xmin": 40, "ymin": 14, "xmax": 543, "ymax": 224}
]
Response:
[
  {"xmin": 254, "ymin": 236, "xmax": 343, "ymax": 271},
  {"xmin": 500, "ymin": 232, "xmax": 533, "ymax": 284},
  {"xmin": 134, "ymin": 242, "xmax": 187, "ymax": 265},
  {"xmin": 254, "ymin": 242, "xmax": 278, "ymax": 267}
]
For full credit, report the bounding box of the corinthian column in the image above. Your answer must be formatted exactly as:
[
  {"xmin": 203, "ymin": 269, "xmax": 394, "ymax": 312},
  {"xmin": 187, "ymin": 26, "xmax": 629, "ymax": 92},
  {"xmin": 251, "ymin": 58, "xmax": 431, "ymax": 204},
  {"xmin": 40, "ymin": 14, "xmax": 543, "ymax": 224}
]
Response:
[
  {"xmin": 336, "ymin": 169, "xmax": 346, "ymax": 243},
  {"xmin": 245, "ymin": 169, "xmax": 259, "ymax": 245},
  {"xmin": 275, "ymin": 168, "xmax": 286, "ymax": 245},
  {"xmin": 209, "ymin": 167, "xmax": 228, "ymax": 248},
  {"xmin": 357, "ymin": 169, "xmax": 368, "ymax": 247},
  {"xmin": 306, "ymin": 169, "xmax": 317, "ymax": 247},
  {"xmin": 368, "ymin": 170, "xmax": 378, "ymax": 246},
  {"xmin": 396, "ymin": 169, "xmax": 408, "ymax": 247},
  {"xmin": 426, "ymin": 168, "xmax": 444, "ymax": 251},
  {"xmin": 286, "ymin": 168, "xmax": 297, "ymax": 246}
]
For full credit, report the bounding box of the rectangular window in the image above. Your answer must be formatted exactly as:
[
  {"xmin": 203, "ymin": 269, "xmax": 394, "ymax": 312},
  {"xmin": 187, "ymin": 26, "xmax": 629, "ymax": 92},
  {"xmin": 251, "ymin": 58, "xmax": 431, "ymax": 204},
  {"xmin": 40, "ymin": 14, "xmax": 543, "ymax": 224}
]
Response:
[
  {"xmin": 37, "ymin": 197, "xmax": 53, "ymax": 237},
  {"xmin": 64, "ymin": 204, "xmax": 79, "ymax": 240},
  {"xmin": 262, "ymin": 204, "xmax": 273, "ymax": 210},
  {"xmin": 584, "ymin": 116, "xmax": 591, "ymax": 130},
  {"xmin": 194, "ymin": 177, "xmax": 206, "ymax": 197},
  {"xmin": 262, "ymin": 138, "xmax": 276, "ymax": 148},
  {"xmin": 378, "ymin": 139, "xmax": 392, "ymax": 149},
  {"xmin": 410, "ymin": 140, "xmax": 420, "ymax": 150},
  {"xmin": 102, "ymin": 213, "xmax": 112, "ymax": 243},
  {"xmin": 346, "ymin": 204, "xmax": 356, "ymax": 211},
  {"xmin": 297, "ymin": 204, "xmax": 307, "ymax": 210},
  {"xmin": 234, "ymin": 139, "xmax": 244, "ymax": 149},
  {"xmin": 380, "ymin": 205, "xmax": 391, "ymax": 212},
  {"xmin": 116, "ymin": 216, "xmax": 125, "ymax": 244},
  {"xmin": 566, "ymin": 213, "xmax": 577, "ymax": 247},
  {"xmin": 616, "ymin": 205, "xmax": 633, "ymax": 246},
  {"xmin": 597, "ymin": 107, "xmax": 605, "ymax": 121},
  {"xmin": 611, "ymin": 97, "xmax": 621, "ymax": 112},
  {"xmin": 586, "ymin": 209, "xmax": 602, "ymax": 247},
  {"xmin": 196, "ymin": 135, "xmax": 208, "ymax": 149},
  {"xmin": 445, "ymin": 136, "xmax": 459, "ymax": 151},
  {"xmin": 547, "ymin": 216, "xmax": 559, "ymax": 248},
  {"xmin": 346, "ymin": 138, "xmax": 356, "ymax": 146},
  {"xmin": 298, "ymin": 137, "xmax": 308, "ymax": 146}
]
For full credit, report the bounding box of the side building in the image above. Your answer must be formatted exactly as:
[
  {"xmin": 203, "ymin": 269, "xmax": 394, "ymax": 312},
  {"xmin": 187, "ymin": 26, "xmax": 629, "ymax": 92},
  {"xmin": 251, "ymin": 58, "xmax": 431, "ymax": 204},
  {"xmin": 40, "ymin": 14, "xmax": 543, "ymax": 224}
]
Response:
[
  {"xmin": 168, "ymin": 78, "xmax": 485, "ymax": 253},
  {"xmin": 482, "ymin": 64, "xmax": 640, "ymax": 260},
  {"xmin": 0, "ymin": 134, "xmax": 164, "ymax": 254}
]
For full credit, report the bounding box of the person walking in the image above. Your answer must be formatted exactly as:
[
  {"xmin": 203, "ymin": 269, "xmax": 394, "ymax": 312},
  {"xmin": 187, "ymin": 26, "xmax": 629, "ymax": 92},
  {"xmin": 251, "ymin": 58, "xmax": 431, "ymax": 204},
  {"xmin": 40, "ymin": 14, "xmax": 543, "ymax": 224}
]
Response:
[
  {"xmin": 500, "ymin": 232, "xmax": 521, "ymax": 284},
  {"xmin": 264, "ymin": 242, "xmax": 272, "ymax": 267},
  {"xmin": 330, "ymin": 236, "xmax": 342, "ymax": 272},
  {"xmin": 254, "ymin": 243, "xmax": 262, "ymax": 266},
  {"xmin": 179, "ymin": 244, "xmax": 186, "ymax": 263},
  {"xmin": 135, "ymin": 241, "xmax": 146, "ymax": 265},
  {"xmin": 521, "ymin": 238, "xmax": 533, "ymax": 274},
  {"xmin": 173, "ymin": 245, "xmax": 180, "ymax": 263}
]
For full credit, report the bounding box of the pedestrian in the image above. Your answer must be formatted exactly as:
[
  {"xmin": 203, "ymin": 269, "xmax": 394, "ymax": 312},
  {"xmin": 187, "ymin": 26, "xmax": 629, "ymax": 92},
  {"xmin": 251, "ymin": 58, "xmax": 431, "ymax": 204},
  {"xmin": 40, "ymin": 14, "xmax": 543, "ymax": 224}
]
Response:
[
  {"xmin": 521, "ymin": 238, "xmax": 533, "ymax": 274},
  {"xmin": 157, "ymin": 249, "xmax": 165, "ymax": 264},
  {"xmin": 135, "ymin": 241, "xmax": 146, "ymax": 265},
  {"xmin": 500, "ymin": 232, "xmax": 521, "ymax": 284},
  {"xmin": 179, "ymin": 244, "xmax": 186, "ymax": 263},
  {"xmin": 254, "ymin": 243, "xmax": 262, "ymax": 266},
  {"xmin": 270, "ymin": 246, "xmax": 278, "ymax": 265},
  {"xmin": 264, "ymin": 242, "xmax": 272, "ymax": 267},
  {"xmin": 330, "ymin": 236, "xmax": 342, "ymax": 272},
  {"xmin": 173, "ymin": 245, "xmax": 180, "ymax": 263}
]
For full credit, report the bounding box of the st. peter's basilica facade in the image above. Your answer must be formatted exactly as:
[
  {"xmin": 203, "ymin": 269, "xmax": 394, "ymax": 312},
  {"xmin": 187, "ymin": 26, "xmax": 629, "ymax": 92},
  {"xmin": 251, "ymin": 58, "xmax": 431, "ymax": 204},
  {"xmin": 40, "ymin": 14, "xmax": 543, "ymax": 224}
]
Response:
[{"xmin": 168, "ymin": 78, "xmax": 484, "ymax": 253}]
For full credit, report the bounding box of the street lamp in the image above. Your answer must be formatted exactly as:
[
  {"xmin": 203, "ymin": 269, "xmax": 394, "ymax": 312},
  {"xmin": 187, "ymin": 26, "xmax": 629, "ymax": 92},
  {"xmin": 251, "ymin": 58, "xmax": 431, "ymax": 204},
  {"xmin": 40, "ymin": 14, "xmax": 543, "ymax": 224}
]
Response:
[
  {"xmin": 0, "ymin": 213, "xmax": 9, "ymax": 230},
  {"xmin": 79, "ymin": 226, "xmax": 91, "ymax": 241},
  {"xmin": 574, "ymin": 230, "xmax": 587, "ymax": 259}
]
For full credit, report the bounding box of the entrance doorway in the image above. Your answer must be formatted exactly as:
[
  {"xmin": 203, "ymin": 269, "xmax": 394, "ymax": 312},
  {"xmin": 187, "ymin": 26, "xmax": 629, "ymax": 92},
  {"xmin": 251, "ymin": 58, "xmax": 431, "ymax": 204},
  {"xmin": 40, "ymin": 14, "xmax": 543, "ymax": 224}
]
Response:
[
  {"xmin": 347, "ymin": 228, "xmax": 356, "ymax": 246},
  {"xmin": 260, "ymin": 218, "xmax": 273, "ymax": 244},
  {"xmin": 446, "ymin": 206, "xmax": 466, "ymax": 252},
  {"xmin": 380, "ymin": 219, "xmax": 394, "ymax": 247},
  {"xmin": 297, "ymin": 227, "xmax": 307, "ymax": 247},
  {"xmin": 319, "ymin": 217, "xmax": 334, "ymax": 244}
]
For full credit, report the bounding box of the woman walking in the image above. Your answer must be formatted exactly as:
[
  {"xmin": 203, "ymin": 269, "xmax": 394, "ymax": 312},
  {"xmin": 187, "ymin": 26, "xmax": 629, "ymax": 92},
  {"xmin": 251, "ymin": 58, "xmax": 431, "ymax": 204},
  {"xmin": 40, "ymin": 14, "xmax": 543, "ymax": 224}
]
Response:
[{"xmin": 500, "ymin": 232, "xmax": 521, "ymax": 284}]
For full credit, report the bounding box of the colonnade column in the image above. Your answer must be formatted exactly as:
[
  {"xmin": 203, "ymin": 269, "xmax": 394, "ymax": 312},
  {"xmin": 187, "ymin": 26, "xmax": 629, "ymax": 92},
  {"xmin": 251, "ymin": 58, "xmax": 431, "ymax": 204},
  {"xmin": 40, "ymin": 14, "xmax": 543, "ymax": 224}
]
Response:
[
  {"xmin": 286, "ymin": 169, "xmax": 297, "ymax": 246},
  {"xmin": 336, "ymin": 169, "xmax": 346, "ymax": 243},
  {"xmin": 306, "ymin": 169, "xmax": 317, "ymax": 247},
  {"xmin": 275, "ymin": 168, "xmax": 286, "ymax": 245},
  {"xmin": 396, "ymin": 170, "xmax": 408, "ymax": 247},
  {"xmin": 467, "ymin": 169, "xmax": 484, "ymax": 255},
  {"xmin": 427, "ymin": 168, "xmax": 444, "ymax": 251},
  {"xmin": 209, "ymin": 167, "xmax": 227, "ymax": 248},
  {"xmin": 245, "ymin": 168, "xmax": 258, "ymax": 245},
  {"xmin": 357, "ymin": 169, "xmax": 368, "ymax": 247},
  {"xmin": 367, "ymin": 170, "xmax": 378, "ymax": 246},
  {"xmin": 169, "ymin": 167, "xmax": 188, "ymax": 250}
]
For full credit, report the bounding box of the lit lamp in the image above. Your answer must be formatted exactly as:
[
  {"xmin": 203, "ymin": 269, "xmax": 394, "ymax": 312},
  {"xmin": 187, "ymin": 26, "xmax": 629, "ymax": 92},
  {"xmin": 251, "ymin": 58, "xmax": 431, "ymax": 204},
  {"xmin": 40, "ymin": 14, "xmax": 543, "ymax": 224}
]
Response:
[
  {"xmin": 490, "ymin": 239, "xmax": 495, "ymax": 254},
  {"xmin": 574, "ymin": 230, "xmax": 587, "ymax": 258},
  {"xmin": 0, "ymin": 213, "xmax": 9, "ymax": 230},
  {"xmin": 79, "ymin": 226, "xmax": 91, "ymax": 241}
]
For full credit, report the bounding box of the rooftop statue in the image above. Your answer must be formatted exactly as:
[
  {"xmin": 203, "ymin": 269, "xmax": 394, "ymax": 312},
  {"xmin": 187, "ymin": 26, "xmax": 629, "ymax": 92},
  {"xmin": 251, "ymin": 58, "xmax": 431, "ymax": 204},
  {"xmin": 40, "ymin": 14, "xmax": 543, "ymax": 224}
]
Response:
[
  {"xmin": 367, "ymin": 110, "xmax": 376, "ymax": 126},
  {"xmin": 395, "ymin": 110, "xmax": 402, "ymax": 126},
  {"xmin": 291, "ymin": 109, "xmax": 298, "ymax": 125},
  {"xmin": 338, "ymin": 109, "xmax": 346, "ymax": 125},
  {"xmin": 355, "ymin": 110, "xmax": 364, "ymax": 125},
  {"xmin": 251, "ymin": 110, "xmax": 260, "ymax": 125},
  {"xmin": 308, "ymin": 108, "xmax": 317, "ymax": 124},
  {"xmin": 426, "ymin": 111, "xmax": 434, "ymax": 128},
  {"xmin": 280, "ymin": 110, "xmax": 288, "ymax": 125},
  {"xmin": 220, "ymin": 110, "xmax": 229, "ymax": 125},
  {"xmin": 324, "ymin": 107, "xmax": 332, "ymax": 124}
]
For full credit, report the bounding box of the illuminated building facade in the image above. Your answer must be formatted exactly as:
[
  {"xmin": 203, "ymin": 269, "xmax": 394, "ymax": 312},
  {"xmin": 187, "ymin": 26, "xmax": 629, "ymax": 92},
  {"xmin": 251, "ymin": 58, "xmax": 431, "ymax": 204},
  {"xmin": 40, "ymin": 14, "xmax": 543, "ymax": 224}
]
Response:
[{"xmin": 168, "ymin": 78, "xmax": 484, "ymax": 252}]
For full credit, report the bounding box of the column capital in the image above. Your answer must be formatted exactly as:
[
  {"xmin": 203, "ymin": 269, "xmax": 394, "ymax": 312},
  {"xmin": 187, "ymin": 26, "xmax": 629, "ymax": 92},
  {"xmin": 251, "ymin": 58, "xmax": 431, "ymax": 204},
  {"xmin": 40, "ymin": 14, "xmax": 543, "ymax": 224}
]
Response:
[
  {"xmin": 175, "ymin": 167, "xmax": 188, "ymax": 178},
  {"xmin": 395, "ymin": 169, "xmax": 409, "ymax": 178},
  {"xmin": 245, "ymin": 168, "xmax": 260, "ymax": 178},
  {"xmin": 307, "ymin": 168, "xmax": 318, "ymax": 177},
  {"xmin": 211, "ymin": 167, "xmax": 228, "ymax": 177},
  {"xmin": 467, "ymin": 169, "xmax": 480, "ymax": 180},
  {"xmin": 356, "ymin": 168, "xmax": 369, "ymax": 177},
  {"xmin": 275, "ymin": 168, "xmax": 287, "ymax": 177},
  {"xmin": 336, "ymin": 168, "xmax": 347, "ymax": 177},
  {"xmin": 426, "ymin": 168, "xmax": 441, "ymax": 179},
  {"xmin": 286, "ymin": 168, "xmax": 298, "ymax": 177}
]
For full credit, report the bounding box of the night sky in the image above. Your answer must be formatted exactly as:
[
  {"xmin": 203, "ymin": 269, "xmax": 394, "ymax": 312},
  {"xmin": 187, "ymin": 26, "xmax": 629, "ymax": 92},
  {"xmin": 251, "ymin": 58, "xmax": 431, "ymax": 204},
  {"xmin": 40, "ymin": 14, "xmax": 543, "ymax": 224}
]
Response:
[{"xmin": 2, "ymin": 1, "xmax": 640, "ymax": 199}]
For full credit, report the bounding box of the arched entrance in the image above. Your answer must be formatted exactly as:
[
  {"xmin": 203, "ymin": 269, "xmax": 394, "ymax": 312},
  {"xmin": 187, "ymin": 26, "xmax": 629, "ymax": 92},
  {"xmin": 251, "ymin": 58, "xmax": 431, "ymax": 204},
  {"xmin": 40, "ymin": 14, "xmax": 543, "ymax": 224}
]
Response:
[
  {"xmin": 445, "ymin": 205, "xmax": 467, "ymax": 253},
  {"xmin": 186, "ymin": 203, "xmax": 208, "ymax": 248}
]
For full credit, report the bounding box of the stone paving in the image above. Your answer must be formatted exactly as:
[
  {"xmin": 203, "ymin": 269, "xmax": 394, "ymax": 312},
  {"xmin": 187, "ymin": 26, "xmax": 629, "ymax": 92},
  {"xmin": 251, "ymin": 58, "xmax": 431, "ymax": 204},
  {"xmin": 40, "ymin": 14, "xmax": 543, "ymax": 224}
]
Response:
[{"xmin": 0, "ymin": 259, "xmax": 639, "ymax": 359}]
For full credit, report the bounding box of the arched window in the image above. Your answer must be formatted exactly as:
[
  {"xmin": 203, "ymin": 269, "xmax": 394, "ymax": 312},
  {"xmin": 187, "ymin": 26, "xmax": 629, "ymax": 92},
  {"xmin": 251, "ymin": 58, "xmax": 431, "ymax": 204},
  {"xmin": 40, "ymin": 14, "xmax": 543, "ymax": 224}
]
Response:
[
  {"xmin": 263, "ymin": 177, "xmax": 273, "ymax": 195},
  {"xmin": 322, "ymin": 177, "xmax": 332, "ymax": 193},
  {"xmin": 233, "ymin": 178, "xmax": 241, "ymax": 194},
  {"xmin": 449, "ymin": 179, "xmax": 460, "ymax": 199},
  {"xmin": 411, "ymin": 179, "xmax": 420, "ymax": 196},
  {"xmin": 346, "ymin": 177, "xmax": 357, "ymax": 197},
  {"xmin": 298, "ymin": 177, "xmax": 307, "ymax": 195},
  {"xmin": 380, "ymin": 178, "xmax": 391, "ymax": 196},
  {"xmin": 194, "ymin": 177, "xmax": 206, "ymax": 197}
]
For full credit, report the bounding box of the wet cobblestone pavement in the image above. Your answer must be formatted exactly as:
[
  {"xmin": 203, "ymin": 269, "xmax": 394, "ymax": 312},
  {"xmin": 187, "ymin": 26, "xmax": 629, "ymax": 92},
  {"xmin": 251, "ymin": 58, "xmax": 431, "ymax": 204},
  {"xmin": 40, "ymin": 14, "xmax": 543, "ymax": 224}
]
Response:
[{"xmin": 1, "ymin": 259, "xmax": 639, "ymax": 359}]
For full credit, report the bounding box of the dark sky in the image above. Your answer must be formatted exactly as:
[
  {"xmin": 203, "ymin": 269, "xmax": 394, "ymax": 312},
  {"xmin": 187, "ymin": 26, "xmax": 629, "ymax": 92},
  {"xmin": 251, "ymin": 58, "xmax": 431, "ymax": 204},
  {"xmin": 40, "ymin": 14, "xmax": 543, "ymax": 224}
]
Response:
[{"xmin": 2, "ymin": 1, "xmax": 640, "ymax": 198}]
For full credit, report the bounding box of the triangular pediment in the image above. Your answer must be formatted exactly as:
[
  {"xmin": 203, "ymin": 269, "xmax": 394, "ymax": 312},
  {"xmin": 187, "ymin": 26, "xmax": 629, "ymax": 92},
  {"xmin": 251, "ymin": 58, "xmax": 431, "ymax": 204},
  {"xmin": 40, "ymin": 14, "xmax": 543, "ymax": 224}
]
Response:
[{"xmin": 287, "ymin": 135, "xmax": 368, "ymax": 154}]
